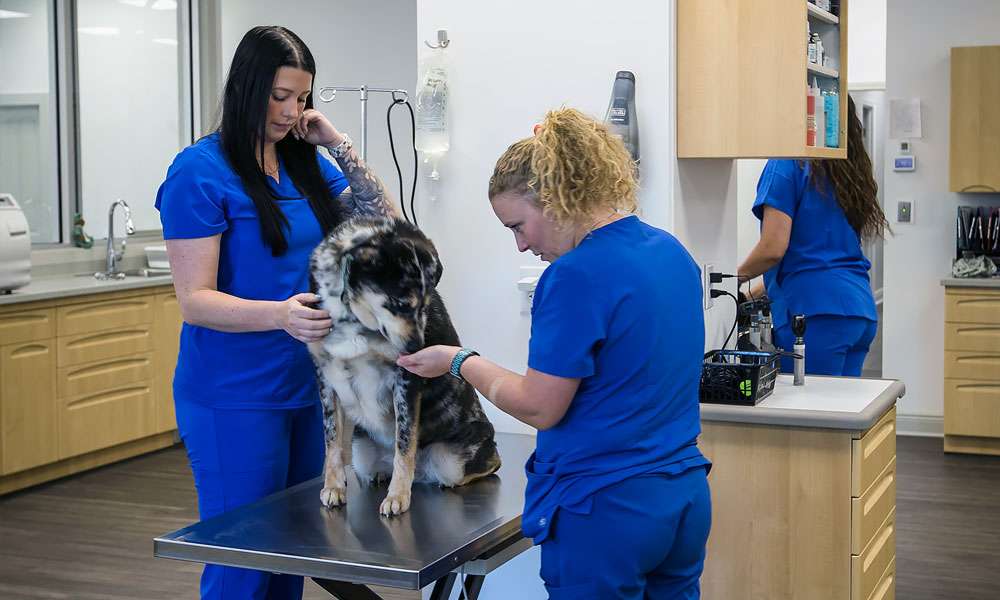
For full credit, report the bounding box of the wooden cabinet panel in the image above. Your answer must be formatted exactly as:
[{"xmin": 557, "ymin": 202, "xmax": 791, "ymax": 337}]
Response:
[
  {"xmin": 59, "ymin": 383, "xmax": 153, "ymax": 458},
  {"xmin": 944, "ymin": 290, "xmax": 1000, "ymax": 324},
  {"xmin": 944, "ymin": 322, "xmax": 1000, "ymax": 352},
  {"xmin": 852, "ymin": 407, "xmax": 896, "ymax": 497},
  {"xmin": 1, "ymin": 341, "xmax": 57, "ymax": 475},
  {"xmin": 152, "ymin": 293, "xmax": 182, "ymax": 433},
  {"xmin": 867, "ymin": 558, "xmax": 895, "ymax": 600},
  {"xmin": 57, "ymin": 325, "xmax": 152, "ymax": 367},
  {"xmin": 56, "ymin": 296, "xmax": 153, "ymax": 337},
  {"xmin": 57, "ymin": 353, "xmax": 153, "ymax": 399},
  {"xmin": 943, "ymin": 350, "xmax": 1000, "ymax": 381},
  {"xmin": 0, "ymin": 309, "xmax": 55, "ymax": 345},
  {"xmin": 950, "ymin": 46, "xmax": 1000, "ymax": 193},
  {"xmin": 852, "ymin": 457, "xmax": 896, "ymax": 556},
  {"xmin": 851, "ymin": 509, "xmax": 895, "ymax": 600},
  {"xmin": 944, "ymin": 379, "xmax": 1000, "ymax": 438}
]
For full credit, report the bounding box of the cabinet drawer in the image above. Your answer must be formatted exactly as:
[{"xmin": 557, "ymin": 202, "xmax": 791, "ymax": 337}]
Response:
[
  {"xmin": 1, "ymin": 341, "xmax": 58, "ymax": 475},
  {"xmin": 57, "ymin": 352, "xmax": 153, "ymax": 399},
  {"xmin": 944, "ymin": 322, "xmax": 1000, "ymax": 352},
  {"xmin": 59, "ymin": 382, "xmax": 153, "ymax": 458},
  {"xmin": 946, "ymin": 291, "xmax": 1000, "ymax": 324},
  {"xmin": 851, "ymin": 509, "xmax": 895, "ymax": 600},
  {"xmin": 944, "ymin": 379, "xmax": 1000, "ymax": 438},
  {"xmin": 852, "ymin": 457, "xmax": 896, "ymax": 556},
  {"xmin": 864, "ymin": 558, "xmax": 895, "ymax": 600},
  {"xmin": 57, "ymin": 296, "xmax": 153, "ymax": 337},
  {"xmin": 852, "ymin": 407, "xmax": 896, "ymax": 497},
  {"xmin": 943, "ymin": 350, "xmax": 1000, "ymax": 380},
  {"xmin": 0, "ymin": 309, "xmax": 55, "ymax": 345},
  {"xmin": 57, "ymin": 325, "xmax": 152, "ymax": 367}
]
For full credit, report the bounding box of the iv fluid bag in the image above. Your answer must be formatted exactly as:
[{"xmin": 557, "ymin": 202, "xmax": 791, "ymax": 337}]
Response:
[{"xmin": 415, "ymin": 48, "xmax": 450, "ymax": 155}]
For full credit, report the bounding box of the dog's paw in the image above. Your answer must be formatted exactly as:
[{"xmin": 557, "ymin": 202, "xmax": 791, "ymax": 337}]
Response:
[
  {"xmin": 320, "ymin": 485, "xmax": 347, "ymax": 508},
  {"xmin": 379, "ymin": 491, "xmax": 411, "ymax": 516}
]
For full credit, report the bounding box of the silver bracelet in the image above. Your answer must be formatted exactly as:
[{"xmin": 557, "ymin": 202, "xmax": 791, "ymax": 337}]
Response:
[{"xmin": 326, "ymin": 135, "xmax": 353, "ymax": 159}]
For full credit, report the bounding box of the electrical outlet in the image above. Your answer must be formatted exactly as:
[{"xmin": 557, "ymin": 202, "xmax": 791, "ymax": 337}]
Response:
[{"xmin": 702, "ymin": 263, "xmax": 714, "ymax": 310}]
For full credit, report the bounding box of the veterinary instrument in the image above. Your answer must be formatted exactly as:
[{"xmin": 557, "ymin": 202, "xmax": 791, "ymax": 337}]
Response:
[
  {"xmin": 155, "ymin": 432, "xmax": 533, "ymax": 600},
  {"xmin": 792, "ymin": 314, "xmax": 807, "ymax": 386}
]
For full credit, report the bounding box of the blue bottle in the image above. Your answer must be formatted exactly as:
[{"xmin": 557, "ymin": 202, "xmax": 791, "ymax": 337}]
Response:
[{"xmin": 824, "ymin": 91, "xmax": 839, "ymax": 148}]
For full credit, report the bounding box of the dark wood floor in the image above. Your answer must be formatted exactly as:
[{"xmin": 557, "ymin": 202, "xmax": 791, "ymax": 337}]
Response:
[{"xmin": 0, "ymin": 436, "xmax": 998, "ymax": 599}]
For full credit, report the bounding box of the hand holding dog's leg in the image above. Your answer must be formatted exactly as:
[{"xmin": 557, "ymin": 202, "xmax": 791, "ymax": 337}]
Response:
[
  {"xmin": 381, "ymin": 374, "xmax": 420, "ymax": 516},
  {"xmin": 320, "ymin": 383, "xmax": 351, "ymax": 507}
]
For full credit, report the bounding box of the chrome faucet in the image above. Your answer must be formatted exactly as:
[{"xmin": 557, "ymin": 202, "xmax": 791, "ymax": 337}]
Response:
[{"xmin": 95, "ymin": 199, "xmax": 135, "ymax": 280}]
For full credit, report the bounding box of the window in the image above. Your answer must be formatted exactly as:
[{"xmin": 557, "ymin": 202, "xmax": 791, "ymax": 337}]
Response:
[{"xmin": 0, "ymin": 0, "xmax": 193, "ymax": 246}]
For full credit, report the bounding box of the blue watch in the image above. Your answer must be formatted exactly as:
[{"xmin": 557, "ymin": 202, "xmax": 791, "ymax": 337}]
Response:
[{"xmin": 449, "ymin": 348, "xmax": 480, "ymax": 381}]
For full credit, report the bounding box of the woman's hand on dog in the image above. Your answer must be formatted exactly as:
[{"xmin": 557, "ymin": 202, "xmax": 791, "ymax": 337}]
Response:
[
  {"xmin": 275, "ymin": 293, "xmax": 332, "ymax": 343},
  {"xmin": 396, "ymin": 345, "xmax": 460, "ymax": 378}
]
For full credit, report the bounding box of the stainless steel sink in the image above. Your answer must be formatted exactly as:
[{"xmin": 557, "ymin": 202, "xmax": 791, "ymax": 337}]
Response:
[{"xmin": 73, "ymin": 268, "xmax": 170, "ymax": 279}]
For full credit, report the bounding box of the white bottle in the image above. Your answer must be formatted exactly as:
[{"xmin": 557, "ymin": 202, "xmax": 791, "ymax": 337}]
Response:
[
  {"xmin": 415, "ymin": 46, "xmax": 450, "ymax": 180},
  {"xmin": 812, "ymin": 78, "xmax": 825, "ymax": 148}
]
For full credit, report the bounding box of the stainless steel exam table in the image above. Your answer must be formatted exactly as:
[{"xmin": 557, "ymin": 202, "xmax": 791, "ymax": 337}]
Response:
[{"xmin": 154, "ymin": 433, "xmax": 535, "ymax": 600}]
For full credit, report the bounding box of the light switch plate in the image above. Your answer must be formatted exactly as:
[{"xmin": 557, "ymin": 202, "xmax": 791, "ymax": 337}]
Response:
[{"xmin": 897, "ymin": 200, "xmax": 913, "ymax": 223}]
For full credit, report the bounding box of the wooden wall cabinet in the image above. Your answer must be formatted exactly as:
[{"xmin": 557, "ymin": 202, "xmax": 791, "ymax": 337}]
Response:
[
  {"xmin": 943, "ymin": 287, "xmax": 1000, "ymax": 454},
  {"xmin": 678, "ymin": 0, "xmax": 848, "ymax": 158},
  {"xmin": 0, "ymin": 286, "xmax": 181, "ymax": 494},
  {"xmin": 950, "ymin": 45, "xmax": 1000, "ymax": 193}
]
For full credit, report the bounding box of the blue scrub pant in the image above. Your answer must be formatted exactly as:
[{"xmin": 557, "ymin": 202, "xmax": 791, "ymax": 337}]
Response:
[
  {"xmin": 175, "ymin": 399, "xmax": 325, "ymax": 600},
  {"xmin": 539, "ymin": 467, "xmax": 711, "ymax": 599},
  {"xmin": 774, "ymin": 315, "xmax": 878, "ymax": 376}
]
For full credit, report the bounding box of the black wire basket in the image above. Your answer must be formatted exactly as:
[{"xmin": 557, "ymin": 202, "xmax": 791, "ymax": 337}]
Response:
[{"xmin": 699, "ymin": 350, "xmax": 781, "ymax": 406}]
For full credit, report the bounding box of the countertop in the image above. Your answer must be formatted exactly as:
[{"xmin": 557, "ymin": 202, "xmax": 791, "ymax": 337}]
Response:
[
  {"xmin": 0, "ymin": 272, "xmax": 174, "ymax": 306},
  {"xmin": 700, "ymin": 374, "xmax": 904, "ymax": 431},
  {"xmin": 941, "ymin": 277, "xmax": 1000, "ymax": 288}
]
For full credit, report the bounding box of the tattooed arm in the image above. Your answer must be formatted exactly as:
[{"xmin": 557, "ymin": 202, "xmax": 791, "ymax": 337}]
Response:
[{"xmin": 326, "ymin": 143, "xmax": 400, "ymax": 219}]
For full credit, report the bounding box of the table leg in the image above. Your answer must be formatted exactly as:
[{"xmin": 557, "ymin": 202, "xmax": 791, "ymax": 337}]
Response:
[
  {"xmin": 461, "ymin": 574, "xmax": 486, "ymax": 600},
  {"xmin": 312, "ymin": 578, "xmax": 385, "ymax": 600},
  {"xmin": 429, "ymin": 572, "xmax": 457, "ymax": 600}
]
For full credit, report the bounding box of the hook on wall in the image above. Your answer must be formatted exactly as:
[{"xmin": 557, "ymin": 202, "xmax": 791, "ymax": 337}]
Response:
[{"xmin": 424, "ymin": 28, "xmax": 450, "ymax": 49}]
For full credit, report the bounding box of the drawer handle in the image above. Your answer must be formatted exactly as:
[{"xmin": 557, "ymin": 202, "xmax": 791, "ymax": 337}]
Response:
[
  {"xmin": 63, "ymin": 300, "xmax": 151, "ymax": 318},
  {"xmin": 0, "ymin": 314, "xmax": 49, "ymax": 326},
  {"xmin": 66, "ymin": 385, "xmax": 150, "ymax": 409},
  {"xmin": 10, "ymin": 344, "xmax": 49, "ymax": 358},
  {"xmin": 956, "ymin": 298, "xmax": 1000, "ymax": 307},
  {"xmin": 871, "ymin": 571, "xmax": 894, "ymax": 600},
  {"xmin": 955, "ymin": 355, "xmax": 1000, "ymax": 364},
  {"xmin": 65, "ymin": 329, "xmax": 149, "ymax": 349},
  {"xmin": 955, "ymin": 383, "xmax": 1000, "ymax": 392},
  {"xmin": 864, "ymin": 521, "xmax": 894, "ymax": 571},
  {"xmin": 864, "ymin": 471, "xmax": 894, "ymax": 515},
  {"xmin": 66, "ymin": 357, "xmax": 151, "ymax": 380},
  {"xmin": 864, "ymin": 422, "xmax": 895, "ymax": 459},
  {"xmin": 955, "ymin": 326, "xmax": 1000, "ymax": 334}
]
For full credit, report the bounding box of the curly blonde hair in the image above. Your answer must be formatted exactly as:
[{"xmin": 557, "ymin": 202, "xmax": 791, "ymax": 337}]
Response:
[{"xmin": 487, "ymin": 108, "xmax": 638, "ymax": 225}]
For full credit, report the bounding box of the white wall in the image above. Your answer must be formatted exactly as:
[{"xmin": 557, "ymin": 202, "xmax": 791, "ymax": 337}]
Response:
[
  {"xmin": 847, "ymin": 0, "xmax": 887, "ymax": 89},
  {"xmin": 218, "ymin": 0, "xmax": 417, "ymax": 217},
  {"xmin": 0, "ymin": 0, "xmax": 49, "ymax": 93},
  {"xmin": 883, "ymin": 0, "xmax": 1000, "ymax": 431}
]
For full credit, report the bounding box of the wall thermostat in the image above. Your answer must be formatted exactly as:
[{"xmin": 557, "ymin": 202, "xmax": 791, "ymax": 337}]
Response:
[{"xmin": 893, "ymin": 155, "xmax": 916, "ymax": 172}]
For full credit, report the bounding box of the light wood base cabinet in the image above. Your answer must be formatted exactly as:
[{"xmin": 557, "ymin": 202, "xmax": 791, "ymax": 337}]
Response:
[
  {"xmin": 943, "ymin": 288, "xmax": 1000, "ymax": 455},
  {"xmin": 0, "ymin": 286, "xmax": 181, "ymax": 494},
  {"xmin": 699, "ymin": 406, "xmax": 896, "ymax": 600}
]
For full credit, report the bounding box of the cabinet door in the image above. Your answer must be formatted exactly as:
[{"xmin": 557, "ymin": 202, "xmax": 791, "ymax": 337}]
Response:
[
  {"xmin": 1, "ymin": 340, "xmax": 57, "ymax": 474},
  {"xmin": 59, "ymin": 382, "xmax": 154, "ymax": 459},
  {"xmin": 951, "ymin": 46, "xmax": 1000, "ymax": 193},
  {"xmin": 153, "ymin": 293, "xmax": 182, "ymax": 433}
]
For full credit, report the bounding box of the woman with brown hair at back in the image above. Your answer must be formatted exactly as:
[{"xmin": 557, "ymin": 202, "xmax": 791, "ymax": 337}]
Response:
[{"xmin": 738, "ymin": 94, "xmax": 889, "ymax": 376}]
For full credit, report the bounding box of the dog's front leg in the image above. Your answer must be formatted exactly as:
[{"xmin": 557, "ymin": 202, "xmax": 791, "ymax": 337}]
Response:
[
  {"xmin": 380, "ymin": 372, "xmax": 420, "ymax": 516},
  {"xmin": 319, "ymin": 378, "xmax": 353, "ymax": 508}
]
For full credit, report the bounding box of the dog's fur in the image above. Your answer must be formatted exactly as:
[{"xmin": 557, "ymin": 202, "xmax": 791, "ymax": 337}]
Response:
[{"xmin": 308, "ymin": 217, "xmax": 501, "ymax": 516}]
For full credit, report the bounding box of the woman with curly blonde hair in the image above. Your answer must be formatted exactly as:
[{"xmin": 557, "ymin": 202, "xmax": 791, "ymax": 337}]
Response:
[{"xmin": 398, "ymin": 107, "xmax": 711, "ymax": 598}]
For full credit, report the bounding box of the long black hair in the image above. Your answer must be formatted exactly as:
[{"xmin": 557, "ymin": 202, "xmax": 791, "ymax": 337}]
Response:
[{"xmin": 218, "ymin": 26, "xmax": 343, "ymax": 256}]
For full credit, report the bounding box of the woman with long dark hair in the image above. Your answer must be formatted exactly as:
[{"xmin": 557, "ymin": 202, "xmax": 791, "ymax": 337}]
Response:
[
  {"xmin": 154, "ymin": 26, "xmax": 395, "ymax": 599},
  {"xmin": 738, "ymin": 95, "xmax": 889, "ymax": 376}
]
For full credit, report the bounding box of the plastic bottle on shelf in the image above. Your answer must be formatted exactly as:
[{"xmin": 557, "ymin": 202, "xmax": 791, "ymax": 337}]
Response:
[
  {"xmin": 812, "ymin": 78, "xmax": 825, "ymax": 148},
  {"xmin": 824, "ymin": 90, "xmax": 840, "ymax": 148}
]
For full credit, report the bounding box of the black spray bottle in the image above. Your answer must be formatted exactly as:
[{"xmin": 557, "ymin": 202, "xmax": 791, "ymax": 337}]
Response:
[{"xmin": 604, "ymin": 71, "xmax": 639, "ymax": 165}]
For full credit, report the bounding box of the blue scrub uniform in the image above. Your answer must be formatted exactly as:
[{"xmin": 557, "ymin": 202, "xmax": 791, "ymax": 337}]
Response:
[
  {"xmin": 155, "ymin": 133, "xmax": 349, "ymax": 600},
  {"xmin": 753, "ymin": 159, "xmax": 878, "ymax": 376},
  {"xmin": 526, "ymin": 216, "xmax": 712, "ymax": 599}
]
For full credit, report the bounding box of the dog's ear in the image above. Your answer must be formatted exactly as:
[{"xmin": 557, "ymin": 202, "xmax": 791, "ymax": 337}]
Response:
[{"xmin": 430, "ymin": 250, "xmax": 443, "ymax": 287}]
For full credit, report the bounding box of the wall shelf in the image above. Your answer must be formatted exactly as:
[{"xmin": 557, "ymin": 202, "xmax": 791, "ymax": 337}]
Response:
[
  {"xmin": 807, "ymin": 3, "xmax": 839, "ymax": 25},
  {"xmin": 808, "ymin": 63, "xmax": 840, "ymax": 79}
]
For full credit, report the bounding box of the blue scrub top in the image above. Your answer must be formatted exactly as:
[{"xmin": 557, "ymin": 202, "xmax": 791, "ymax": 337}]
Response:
[
  {"xmin": 154, "ymin": 133, "xmax": 349, "ymax": 409},
  {"xmin": 753, "ymin": 159, "xmax": 877, "ymax": 331},
  {"xmin": 523, "ymin": 216, "xmax": 711, "ymax": 544}
]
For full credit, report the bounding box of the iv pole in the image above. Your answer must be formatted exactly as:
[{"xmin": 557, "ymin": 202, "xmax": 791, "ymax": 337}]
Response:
[{"xmin": 317, "ymin": 86, "xmax": 408, "ymax": 162}]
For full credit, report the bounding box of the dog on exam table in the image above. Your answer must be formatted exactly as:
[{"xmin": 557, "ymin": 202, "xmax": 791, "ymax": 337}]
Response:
[{"xmin": 308, "ymin": 217, "xmax": 501, "ymax": 516}]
